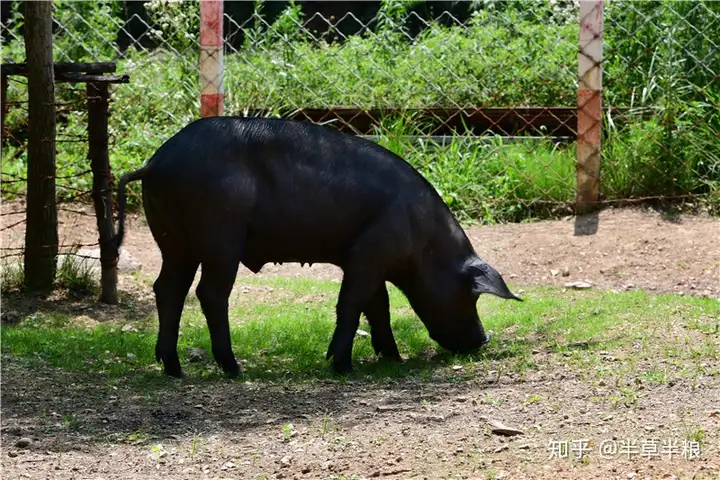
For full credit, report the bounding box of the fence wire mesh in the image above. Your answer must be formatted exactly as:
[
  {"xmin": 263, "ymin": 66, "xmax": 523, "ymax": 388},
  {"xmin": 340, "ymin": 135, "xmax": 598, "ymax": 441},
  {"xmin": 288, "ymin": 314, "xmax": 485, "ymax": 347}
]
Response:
[
  {"xmin": 603, "ymin": 1, "xmax": 719, "ymax": 204},
  {"xmin": 1, "ymin": 0, "xmax": 718, "ymax": 268}
]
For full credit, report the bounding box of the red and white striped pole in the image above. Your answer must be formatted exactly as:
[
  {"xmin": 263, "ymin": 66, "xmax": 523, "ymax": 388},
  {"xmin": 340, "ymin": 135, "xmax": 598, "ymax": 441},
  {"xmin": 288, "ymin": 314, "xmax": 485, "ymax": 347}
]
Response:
[
  {"xmin": 576, "ymin": 0, "xmax": 603, "ymax": 213},
  {"xmin": 200, "ymin": 0, "xmax": 224, "ymax": 117}
]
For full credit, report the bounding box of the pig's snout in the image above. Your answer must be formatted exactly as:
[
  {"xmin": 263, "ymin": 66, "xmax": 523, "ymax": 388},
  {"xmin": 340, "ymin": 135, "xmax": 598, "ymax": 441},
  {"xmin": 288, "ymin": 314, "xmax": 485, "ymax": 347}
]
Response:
[{"xmin": 432, "ymin": 323, "xmax": 491, "ymax": 354}]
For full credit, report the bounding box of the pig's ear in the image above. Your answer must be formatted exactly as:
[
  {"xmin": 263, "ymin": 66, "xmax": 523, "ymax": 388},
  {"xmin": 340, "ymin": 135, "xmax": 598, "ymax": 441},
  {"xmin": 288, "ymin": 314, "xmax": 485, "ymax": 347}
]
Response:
[{"xmin": 464, "ymin": 259, "xmax": 522, "ymax": 301}]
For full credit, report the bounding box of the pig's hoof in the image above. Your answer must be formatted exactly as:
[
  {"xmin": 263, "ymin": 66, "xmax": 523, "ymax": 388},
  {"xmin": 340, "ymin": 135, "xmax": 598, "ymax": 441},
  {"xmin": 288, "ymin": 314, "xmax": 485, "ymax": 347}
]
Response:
[
  {"xmin": 222, "ymin": 362, "xmax": 242, "ymax": 379},
  {"xmin": 371, "ymin": 338, "xmax": 399, "ymax": 358},
  {"xmin": 381, "ymin": 346, "xmax": 402, "ymax": 362},
  {"xmin": 326, "ymin": 338, "xmax": 353, "ymax": 374},
  {"xmin": 158, "ymin": 352, "xmax": 184, "ymax": 378},
  {"xmin": 215, "ymin": 354, "xmax": 242, "ymax": 378},
  {"xmin": 380, "ymin": 352, "xmax": 404, "ymax": 363},
  {"xmin": 332, "ymin": 358, "xmax": 353, "ymax": 375},
  {"xmin": 163, "ymin": 365, "xmax": 185, "ymax": 378}
]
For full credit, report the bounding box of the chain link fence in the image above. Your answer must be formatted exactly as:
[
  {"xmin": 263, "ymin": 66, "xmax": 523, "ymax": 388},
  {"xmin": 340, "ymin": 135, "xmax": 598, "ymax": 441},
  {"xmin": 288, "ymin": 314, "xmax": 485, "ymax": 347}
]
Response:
[
  {"xmin": 1, "ymin": 0, "xmax": 718, "ymax": 268},
  {"xmin": 602, "ymin": 0, "xmax": 719, "ymax": 206}
]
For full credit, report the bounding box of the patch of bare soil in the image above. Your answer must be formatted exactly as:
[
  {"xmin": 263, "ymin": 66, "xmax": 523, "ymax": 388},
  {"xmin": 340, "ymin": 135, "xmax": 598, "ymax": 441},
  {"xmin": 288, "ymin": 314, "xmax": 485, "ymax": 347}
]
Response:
[
  {"xmin": 2, "ymin": 201, "xmax": 719, "ymax": 297},
  {"xmin": 2, "ymin": 353, "xmax": 719, "ymax": 479}
]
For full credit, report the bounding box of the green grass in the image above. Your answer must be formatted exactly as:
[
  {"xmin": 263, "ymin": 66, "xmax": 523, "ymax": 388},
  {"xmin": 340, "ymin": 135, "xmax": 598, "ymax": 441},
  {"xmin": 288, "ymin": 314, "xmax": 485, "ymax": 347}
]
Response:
[{"xmin": 2, "ymin": 277, "xmax": 718, "ymax": 386}]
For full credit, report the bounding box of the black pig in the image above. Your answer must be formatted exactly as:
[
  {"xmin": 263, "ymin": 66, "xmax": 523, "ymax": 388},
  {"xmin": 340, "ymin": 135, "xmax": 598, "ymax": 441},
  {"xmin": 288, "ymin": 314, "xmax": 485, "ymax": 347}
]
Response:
[{"xmin": 115, "ymin": 117, "xmax": 521, "ymax": 378}]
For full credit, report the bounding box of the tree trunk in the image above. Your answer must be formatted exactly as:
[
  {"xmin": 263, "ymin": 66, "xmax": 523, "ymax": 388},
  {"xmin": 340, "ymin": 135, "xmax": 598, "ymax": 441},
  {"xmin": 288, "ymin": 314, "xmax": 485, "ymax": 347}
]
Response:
[
  {"xmin": 23, "ymin": 0, "xmax": 58, "ymax": 292},
  {"xmin": 87, "ymin": 82, "xmax": 119, "ymax": 304}
]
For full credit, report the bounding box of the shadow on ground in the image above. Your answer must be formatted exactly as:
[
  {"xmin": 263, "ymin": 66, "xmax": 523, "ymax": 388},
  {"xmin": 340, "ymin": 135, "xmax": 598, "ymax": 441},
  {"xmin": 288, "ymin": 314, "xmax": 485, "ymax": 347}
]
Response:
[
  {"xmin": 1, "ymin": 287, "xmax": 158, "ymax": 326},
  {"xmin": 0, "ymin": 350, "xmax": 540, "ymax": 454},
  {"xmin": 574, "ymin": 211, "xmax": 599, "ymax": 236}
]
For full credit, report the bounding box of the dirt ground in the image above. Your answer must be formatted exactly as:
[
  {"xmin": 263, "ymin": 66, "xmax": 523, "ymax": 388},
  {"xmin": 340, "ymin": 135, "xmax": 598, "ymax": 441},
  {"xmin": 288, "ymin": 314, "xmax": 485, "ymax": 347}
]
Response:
[{"xmin": 2, "ymin": 201, "xmax": 720, "ymax": 479}]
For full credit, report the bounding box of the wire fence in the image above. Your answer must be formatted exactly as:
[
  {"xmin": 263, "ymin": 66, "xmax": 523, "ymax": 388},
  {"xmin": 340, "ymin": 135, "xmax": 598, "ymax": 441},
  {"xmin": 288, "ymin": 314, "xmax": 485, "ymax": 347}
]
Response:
[{"xmin": 1, "ymin": 0, "xmax": 719, "ymax": 265}]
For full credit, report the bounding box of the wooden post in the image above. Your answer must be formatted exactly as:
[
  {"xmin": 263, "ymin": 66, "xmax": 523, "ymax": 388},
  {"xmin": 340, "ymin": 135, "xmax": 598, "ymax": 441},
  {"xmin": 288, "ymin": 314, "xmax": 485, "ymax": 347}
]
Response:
[
  {"xmin": 23, "ymin": 0, "xmax": 58, "ymax": 292},
  {"xmin": 87, "ymin": 81, "xmax": 119, "ymax": 304},
  {"xmin": 200, "ymin": 0, "xmax": 224, "ymax": 117},
  {"xmin": 576, "ymin": 0, "xmax": 604, "ymax": 214}
]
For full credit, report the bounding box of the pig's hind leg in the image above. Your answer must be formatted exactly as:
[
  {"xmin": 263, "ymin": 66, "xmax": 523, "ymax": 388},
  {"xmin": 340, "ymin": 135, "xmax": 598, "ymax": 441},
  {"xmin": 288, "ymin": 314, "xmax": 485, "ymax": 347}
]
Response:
[
  {"xmin": 195, "ymin": 254, "xmax": 243, "ymax": 378},
  {"xmin": 153, "ymin": 256, "xmax": 200, "ymax": 378}
]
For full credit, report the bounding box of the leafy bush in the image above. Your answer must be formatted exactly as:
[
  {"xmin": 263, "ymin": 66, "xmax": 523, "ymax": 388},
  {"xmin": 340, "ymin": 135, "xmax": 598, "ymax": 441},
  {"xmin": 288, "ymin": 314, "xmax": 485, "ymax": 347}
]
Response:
[{"xmin": 223, "ymin": 14, "xmax": 577, "ymax": 111}]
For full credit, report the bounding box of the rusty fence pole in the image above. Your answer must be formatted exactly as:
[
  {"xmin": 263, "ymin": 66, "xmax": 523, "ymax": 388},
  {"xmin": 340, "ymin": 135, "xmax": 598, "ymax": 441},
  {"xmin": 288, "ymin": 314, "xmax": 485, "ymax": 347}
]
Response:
[
  {"xmin": 576, "ymin": 0, "xmax": 604, "ymax": 214},
  {"xmin": 200, "ymin": 0, "xmax": 224, "ymax": 117},
  {"xmin": 87, "ymin": 81, "xmax": 119, "ymax": 304}
]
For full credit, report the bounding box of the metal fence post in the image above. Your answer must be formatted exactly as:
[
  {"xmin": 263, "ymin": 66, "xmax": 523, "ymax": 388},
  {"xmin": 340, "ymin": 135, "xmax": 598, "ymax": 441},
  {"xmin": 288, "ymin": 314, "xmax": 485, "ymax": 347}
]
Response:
[
  {"xmin": 576, "ymin": 0, "xmax": 604, "ymax": 214},
  {"xmin": 200, "ymin": 0, "xmax": 224, "ymax": 117}
]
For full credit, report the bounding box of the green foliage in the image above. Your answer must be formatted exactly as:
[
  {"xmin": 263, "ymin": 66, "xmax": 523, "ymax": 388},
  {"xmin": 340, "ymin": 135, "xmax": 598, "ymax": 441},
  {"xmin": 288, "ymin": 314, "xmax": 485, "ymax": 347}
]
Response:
[
  {"xmin": 470, "ymin": 0, "xmax": 577, "ymax": 27},
  {"xmin": 1, "ymin": 0, "xmax": 718, "ymax": 222},
  {"xmin": 269, "ymin": 0, "xmax": 307, "ymax": 42},
  {"xmin": 372, "ymin": 118, "xmax": 576, "ymax": 223},
  {"xmin": 52, "ymin": 0, "xmax": 122, "ymax": 62},
  {"xmin": 0, "ymin": 2, "xmax": 25, "ymax": 63},
  {"xmin": 223, "ymin": 15, "xmax": 577, "ymax": 110},
  {"xmin": 604, "ymin": 0, "xmax": 719, "ymax": 107},
  {"xmin": 600, "ymin": 0, "xmax": 719, "ymax": 205},
  {"xmin": 1, "ymin": 260, "xmax": 24, "ymax": 294},
  {"xmin": 376, "ymin": 0, "xmax": 424, "ymax": 34},
  {"xmin": 56, "ymin": 251, "xmax": 98, "ymax": 294},
  {"xmin": 144, "ymin": 0, "xmax": 200, "ymax": 54},
  {"xmin": 602, "ymin": 95, "xmax": 720, "ymax": 200}
]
